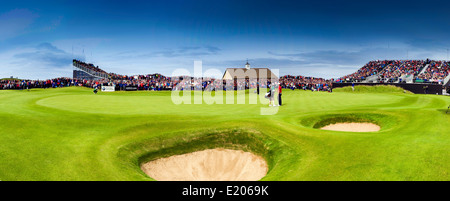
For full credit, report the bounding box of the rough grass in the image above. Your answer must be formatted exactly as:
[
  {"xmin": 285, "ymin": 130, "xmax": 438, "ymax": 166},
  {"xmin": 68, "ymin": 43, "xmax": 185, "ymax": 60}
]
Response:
[
  {"xmin": 334, "ymin": 85, "xmax": 413, "ymax": 94},
  {"xmin": 0, "ymin": 86, "xmax": 449, "ymax": 181}
]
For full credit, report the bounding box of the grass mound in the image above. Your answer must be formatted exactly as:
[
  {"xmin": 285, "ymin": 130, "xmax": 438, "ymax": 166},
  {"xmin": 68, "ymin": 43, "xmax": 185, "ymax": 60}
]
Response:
[
  {"xmin": 334, "ymin": 85, "xmax": 413, "ymax": 94},
  {"xmin": 0, "ymin": 78, "xmax": 21, "ymax": 81}
]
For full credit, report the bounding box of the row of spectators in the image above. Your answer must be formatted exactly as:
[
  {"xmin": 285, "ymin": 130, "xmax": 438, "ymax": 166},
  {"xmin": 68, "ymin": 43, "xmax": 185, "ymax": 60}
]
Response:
[
  {"xmin": 337, "ymin": 59, "xmax": 450, "ymax": 84},
  {"xmin": 107, "ymin": 73, "xmax": 173, "ymax": 90},
  {"xmin": 278, "ymin": 75, "xmax": 333, "ymax": 91},
  {"xmin": 378, "ymin": 60, "xmax": 425, "ymax": 82},
  {"xmin": 337, "ymin": 60, "xmax": 390, "ymax": 83},
  {"xmin": 104, "ymin": 74, "xmax": 333, "ymax": 91},
  {"xmin": 0, "ymin": 77, "xmax": 101, "ymax": 90},
  {"xmin": 416, "ymin": 61, "xmax": 450, "ymax": 84},
  {"xmin": 1, "ymin": 74, "xmax": 333, "ymax": 92},
  {"xmin": 71, "ymin": 60, "xmax": 334, "ymax": 91}
]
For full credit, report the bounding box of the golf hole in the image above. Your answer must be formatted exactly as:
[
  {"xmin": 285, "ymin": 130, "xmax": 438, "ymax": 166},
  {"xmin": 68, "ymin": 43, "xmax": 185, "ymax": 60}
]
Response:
[
  {"xmin": 320, "ymin": 122, "xmax": 381, "ymax": 132},
  {"xmin": 141, "ymin": 148, "xmax": 268, "ymax": 181}
]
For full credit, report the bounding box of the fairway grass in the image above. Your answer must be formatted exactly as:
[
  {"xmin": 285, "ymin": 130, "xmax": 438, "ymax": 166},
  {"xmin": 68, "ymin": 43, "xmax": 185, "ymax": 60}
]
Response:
[{"xmin": 0, "ymin": 86, "xmax": 449, "ymax": 181}]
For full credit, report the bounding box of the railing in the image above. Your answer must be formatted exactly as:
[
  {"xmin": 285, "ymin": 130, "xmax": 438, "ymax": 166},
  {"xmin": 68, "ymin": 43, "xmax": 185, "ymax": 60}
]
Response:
[
  {"xmin": 404, "ymin": 74, "xmax": 414, "ymax": 83},
  {"xmin": 419, "ymin": 64, "xmax": 430, "ymax": 75},
  {"xmin": 361, "ymin": 75, "xmax": 378, "ymax": 83},
  {"xmin": 396, "ymin": 74, "xmax": 407, "ymax": 83},
  {"xmin": 360, "ymin": 64, "xmax": 392, "ymax": 83},
  {"xmin": 443, "ymin": 74, "xmax": 450, "ymax": 87}
]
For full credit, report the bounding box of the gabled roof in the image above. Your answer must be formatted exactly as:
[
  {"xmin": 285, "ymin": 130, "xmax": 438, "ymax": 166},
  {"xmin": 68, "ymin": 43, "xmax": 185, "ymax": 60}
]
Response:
[{"xmin": 222, "ymin": 68, "xmax": 278, "ymax": 80}]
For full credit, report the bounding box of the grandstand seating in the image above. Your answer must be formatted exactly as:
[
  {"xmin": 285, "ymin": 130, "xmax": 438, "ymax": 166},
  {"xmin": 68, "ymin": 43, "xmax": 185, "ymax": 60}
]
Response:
[
  {"xmin": 416, "ymin": 61, "xmax": 450, "ymax": 84},
  {"xmin": 378, "ymin": 60, "xmax": 425, "ymax": 83},
  {"xmin": 338, "ymin": 59, "xmax": 450, "ymax": 85},
  {"xmin": 73, "ymin": 60, "xmax": 109, "ymax": 80},
  {"xmin": 337, "ymin": 60, "xmax": 391, "ymax": 83}
]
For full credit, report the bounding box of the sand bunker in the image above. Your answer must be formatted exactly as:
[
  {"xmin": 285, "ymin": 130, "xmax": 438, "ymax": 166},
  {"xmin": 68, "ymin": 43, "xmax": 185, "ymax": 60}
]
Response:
[
  {"xmin": 141, "ymin": 148, "xmax": 268, "ymax": 181},
  {"xmin": 321, "ymin": 123, "xmax": 380, "ymax": 132}
]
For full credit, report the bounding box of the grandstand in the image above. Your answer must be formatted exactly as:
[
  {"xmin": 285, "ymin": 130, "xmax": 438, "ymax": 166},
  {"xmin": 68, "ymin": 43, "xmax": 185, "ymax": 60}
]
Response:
[
  {"xmin": 335, "ymin": 59, "xmax": 450, "ymax": 95},
  {"xmin": 416, "ymin": 61, "xmax": 450, "ymax": 84},
  {"xmin": 73, "ymin": 59, "xmax": 109, "ymax": 80},
  {"xmin": 337, "ymin": 60, "xmax": 391, "ymax": 83},
  {"xmin": 337, "ymin": 59, "xmax": 450, "ymax": 86},
  {"xmin": 378, "ymin": 60, "xmax": 426, "ymax": 83}
]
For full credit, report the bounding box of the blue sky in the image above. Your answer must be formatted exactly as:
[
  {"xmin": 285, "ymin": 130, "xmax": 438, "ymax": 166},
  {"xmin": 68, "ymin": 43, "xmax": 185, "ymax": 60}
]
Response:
[{"xmin": 1, "ymin": 0, "xmax": 450, "ymax": 79}]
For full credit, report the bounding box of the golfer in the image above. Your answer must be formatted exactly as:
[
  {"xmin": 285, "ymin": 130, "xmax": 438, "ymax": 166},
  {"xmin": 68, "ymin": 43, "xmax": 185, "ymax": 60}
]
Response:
[
  {"xmin": 278, "ymin": 83, "xmax": 282, "ymax": 106},
  {"xmin": 93, "ymin": 86, "xmax": 98, "ymax": 94}
]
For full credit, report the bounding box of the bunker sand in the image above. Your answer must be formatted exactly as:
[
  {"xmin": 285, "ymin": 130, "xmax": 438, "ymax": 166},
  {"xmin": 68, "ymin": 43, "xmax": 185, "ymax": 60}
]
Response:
[
  {"xmin": 141, "ymin": 149, "xmax": 268, "ymax": 181},
  {"xmin": 321, "ymin": 123, "xmax": 380, "ymax": 132}
]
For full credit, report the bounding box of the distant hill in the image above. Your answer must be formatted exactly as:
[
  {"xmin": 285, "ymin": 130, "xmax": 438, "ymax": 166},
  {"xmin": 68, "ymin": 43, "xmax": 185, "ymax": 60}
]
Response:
[{"xmin": 0, "ymin": 78, "xmax": 21, "ymax": 81}]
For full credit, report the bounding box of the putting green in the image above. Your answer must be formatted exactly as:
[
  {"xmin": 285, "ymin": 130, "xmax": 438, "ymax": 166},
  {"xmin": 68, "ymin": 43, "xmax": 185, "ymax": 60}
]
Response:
[{"xmin": 0, "ymin": 86, "xmax": 448, "ymax": 181}]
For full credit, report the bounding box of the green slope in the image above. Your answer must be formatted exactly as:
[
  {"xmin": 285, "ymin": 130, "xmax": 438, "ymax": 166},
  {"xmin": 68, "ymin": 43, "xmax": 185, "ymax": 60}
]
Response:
[{"xmin": 0, "ymin": 87, "xmax": 448, "ymax": 181}]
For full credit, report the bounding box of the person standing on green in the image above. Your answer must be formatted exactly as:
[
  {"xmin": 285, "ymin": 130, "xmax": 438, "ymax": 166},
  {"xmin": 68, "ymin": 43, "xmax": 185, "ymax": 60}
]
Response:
[{"xmin": 278, "ymin": 83, "xmax": 282, "ymax": 106}]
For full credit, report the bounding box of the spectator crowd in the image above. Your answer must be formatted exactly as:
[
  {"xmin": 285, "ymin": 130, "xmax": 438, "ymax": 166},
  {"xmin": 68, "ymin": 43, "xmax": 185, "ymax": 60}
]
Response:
[
  {"xmin": 278, "ymin": 75, "xmax": 333, "ymax": 92},
  {"xmin": 337, "ymin": 60, "xmax": 390, "ymax": 83},
  {"xmin": 337, "ymin": 59, "xmax": 450, "ymax": 84},
  {"xmin": 3, "ymin": 59, "xmax": 450, "ymax": 91},
  {"xmin": 0, "ymin": 77, "xmax": 101, "ymax": 90},
  {"xmin": 416, "ymin": 61, "xmax": 450, "ymax": 84},
  {"xmin": 1, "ymin": 74, "xmax": 333, "ymax": 92},
  {"xmin": 377, "ymin": 60, "xmax": 426, "ymax": 83}
]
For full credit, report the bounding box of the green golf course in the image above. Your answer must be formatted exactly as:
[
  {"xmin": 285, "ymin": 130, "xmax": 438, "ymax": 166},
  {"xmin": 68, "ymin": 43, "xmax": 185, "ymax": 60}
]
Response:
[{"xmin": 0, "ymin": 85, "xmax": 448, "ymax": 181}]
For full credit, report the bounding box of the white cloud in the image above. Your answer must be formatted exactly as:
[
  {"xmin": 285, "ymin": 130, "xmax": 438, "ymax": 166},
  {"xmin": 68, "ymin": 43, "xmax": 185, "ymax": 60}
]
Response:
[{"xmin": 0, "ymin": 43, "xmax": 84, "ymax": 80}]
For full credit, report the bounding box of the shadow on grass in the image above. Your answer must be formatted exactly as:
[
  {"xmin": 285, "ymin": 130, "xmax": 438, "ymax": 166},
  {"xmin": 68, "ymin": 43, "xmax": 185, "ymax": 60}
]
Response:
[{"xmin": 437, "ymin": 108, "xmax": 450, "ymax": 114}]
